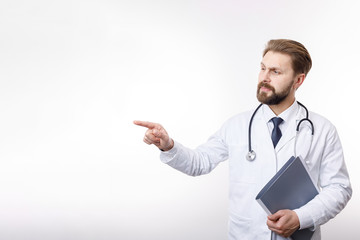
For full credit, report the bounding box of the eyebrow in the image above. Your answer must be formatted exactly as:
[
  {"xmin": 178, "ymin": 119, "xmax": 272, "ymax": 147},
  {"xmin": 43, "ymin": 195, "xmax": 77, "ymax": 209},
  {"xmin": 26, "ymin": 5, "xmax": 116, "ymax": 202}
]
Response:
[{"xmin": 261, "ymin": 62, "xmax": 282, "ymax": 71}]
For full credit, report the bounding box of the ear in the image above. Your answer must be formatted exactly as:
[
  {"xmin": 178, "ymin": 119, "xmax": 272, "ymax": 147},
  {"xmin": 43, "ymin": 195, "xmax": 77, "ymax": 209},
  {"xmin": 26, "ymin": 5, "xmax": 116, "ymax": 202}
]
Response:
[{"xmin": 294, "ymin": 73, "xmax": 305, "ymax": 90}]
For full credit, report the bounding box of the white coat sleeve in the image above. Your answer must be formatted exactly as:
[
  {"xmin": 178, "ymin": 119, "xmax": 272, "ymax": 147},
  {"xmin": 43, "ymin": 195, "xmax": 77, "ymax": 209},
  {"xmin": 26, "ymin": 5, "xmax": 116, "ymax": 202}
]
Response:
[
  {"xmin": 159, "ymin": 129, "xmax": 229, "ymax": 176},
  {"xmin": 294, "ymin": 126, "xmax": 352, "ymax": 230}
]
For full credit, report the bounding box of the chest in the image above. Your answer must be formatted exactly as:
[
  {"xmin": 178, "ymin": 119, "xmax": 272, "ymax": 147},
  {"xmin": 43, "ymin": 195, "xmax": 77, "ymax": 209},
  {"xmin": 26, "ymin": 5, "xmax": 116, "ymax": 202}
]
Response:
[{"xmin": 227, "ymin": 118, "xmax": 317, "ymax": 187}]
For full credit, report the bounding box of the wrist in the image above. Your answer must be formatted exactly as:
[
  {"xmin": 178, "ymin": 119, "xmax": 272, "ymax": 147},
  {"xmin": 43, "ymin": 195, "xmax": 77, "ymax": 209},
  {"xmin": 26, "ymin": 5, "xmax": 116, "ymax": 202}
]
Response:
[{"xmin": 160, "ymin": 139, "xmax": 174, "ymax": 152}]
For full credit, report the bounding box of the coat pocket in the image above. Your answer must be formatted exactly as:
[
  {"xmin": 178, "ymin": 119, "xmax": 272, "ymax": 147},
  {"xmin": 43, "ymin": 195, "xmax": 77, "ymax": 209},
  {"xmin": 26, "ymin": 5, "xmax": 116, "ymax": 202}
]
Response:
[{"xmin": 228, "ymin": 211, "xmax": 252, "ymax": 240}]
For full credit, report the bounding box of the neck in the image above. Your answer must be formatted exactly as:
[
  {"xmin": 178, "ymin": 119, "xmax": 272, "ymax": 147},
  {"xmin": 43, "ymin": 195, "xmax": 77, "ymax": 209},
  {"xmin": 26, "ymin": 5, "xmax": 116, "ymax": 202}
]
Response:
[{"xmin": 268, "ymin": 97, "xmax": 295, "ymax": 116}]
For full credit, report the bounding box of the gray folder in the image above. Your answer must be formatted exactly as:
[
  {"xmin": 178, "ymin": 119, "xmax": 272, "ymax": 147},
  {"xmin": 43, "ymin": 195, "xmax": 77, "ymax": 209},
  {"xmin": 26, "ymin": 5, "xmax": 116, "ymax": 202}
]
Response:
[{"xmin": 256, "ymin": 156, "xmax": 319, "ymax": 240}]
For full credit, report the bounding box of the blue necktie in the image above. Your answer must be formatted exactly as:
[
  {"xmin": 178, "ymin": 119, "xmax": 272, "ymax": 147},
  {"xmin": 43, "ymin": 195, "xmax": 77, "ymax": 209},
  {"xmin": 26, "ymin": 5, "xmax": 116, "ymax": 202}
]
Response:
[{"xmin": 271, "ymin": 117, "xmax": 283, "ymax": 148}]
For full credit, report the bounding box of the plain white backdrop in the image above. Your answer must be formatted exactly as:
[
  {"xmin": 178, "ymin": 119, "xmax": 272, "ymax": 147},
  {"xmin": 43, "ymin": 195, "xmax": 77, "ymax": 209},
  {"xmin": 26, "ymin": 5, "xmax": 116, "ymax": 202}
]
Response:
[{"xmin": 0, "ymin": 0, "xmax": 359, "ymax": 239}]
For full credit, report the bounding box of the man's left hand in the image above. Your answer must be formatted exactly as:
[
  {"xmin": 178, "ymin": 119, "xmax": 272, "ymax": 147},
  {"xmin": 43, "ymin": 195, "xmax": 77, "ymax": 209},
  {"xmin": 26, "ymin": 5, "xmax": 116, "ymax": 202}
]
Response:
[{"xmin": 267, "ymin": 209, "xmax": 300, "ymax": 238}]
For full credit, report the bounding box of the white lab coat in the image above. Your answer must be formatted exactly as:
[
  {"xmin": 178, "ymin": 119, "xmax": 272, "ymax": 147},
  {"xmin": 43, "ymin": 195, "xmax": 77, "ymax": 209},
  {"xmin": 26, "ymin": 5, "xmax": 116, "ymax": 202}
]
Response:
[{"xmin": 160, "ymin": 102, "xmax": 352, "ymax": 240}]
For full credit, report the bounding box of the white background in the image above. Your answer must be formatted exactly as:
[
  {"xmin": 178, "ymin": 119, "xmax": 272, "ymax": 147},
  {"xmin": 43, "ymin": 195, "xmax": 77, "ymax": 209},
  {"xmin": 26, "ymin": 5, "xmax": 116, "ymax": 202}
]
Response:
[{"xmin": 0, "ymin": 0, "xmax": 359, "ymax": 239}]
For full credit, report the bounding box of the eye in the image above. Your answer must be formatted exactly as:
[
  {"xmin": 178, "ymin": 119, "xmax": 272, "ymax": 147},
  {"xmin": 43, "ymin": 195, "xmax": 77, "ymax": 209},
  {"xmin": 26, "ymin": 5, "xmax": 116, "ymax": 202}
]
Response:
[{"xmin": 273, "ymin": 70, "xmax": 280, "ymax": 74}]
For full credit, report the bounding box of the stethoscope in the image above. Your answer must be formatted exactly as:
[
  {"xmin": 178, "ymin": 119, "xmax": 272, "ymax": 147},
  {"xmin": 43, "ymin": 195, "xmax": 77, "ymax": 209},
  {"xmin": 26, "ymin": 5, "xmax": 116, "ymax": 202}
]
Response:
[{"xmin": 246, "ymin": 101, "xmax": 314, "ymax": 161}]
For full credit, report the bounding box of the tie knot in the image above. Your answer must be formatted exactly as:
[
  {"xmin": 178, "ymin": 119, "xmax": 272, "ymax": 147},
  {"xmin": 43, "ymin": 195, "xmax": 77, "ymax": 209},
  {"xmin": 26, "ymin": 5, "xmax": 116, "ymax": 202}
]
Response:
[{"xmin": 271, "ymin": 117, "xmax": 283, "ymax": 127}]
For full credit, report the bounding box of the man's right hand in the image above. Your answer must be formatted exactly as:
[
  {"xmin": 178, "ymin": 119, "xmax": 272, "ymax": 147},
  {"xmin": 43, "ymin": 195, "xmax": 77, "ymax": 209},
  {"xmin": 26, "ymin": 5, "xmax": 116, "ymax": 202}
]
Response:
[{"xmin": 133, "ymin": 120, "xmax": 174, "ymax": 151}]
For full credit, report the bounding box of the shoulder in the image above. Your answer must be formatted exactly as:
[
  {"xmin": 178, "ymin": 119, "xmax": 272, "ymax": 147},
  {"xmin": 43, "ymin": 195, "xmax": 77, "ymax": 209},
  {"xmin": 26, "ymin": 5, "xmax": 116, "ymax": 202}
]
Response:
[
  {"xmin": 224, "ymin": 108, "xmax": 255, "ymax": 125},
  {"xmin": 308, "ymin": 111, "xmax": 338, "ymax": 136},
  {"xmin": 213, "ymin": 109, "xmax": 254, "ymax": 144},
  {"xmin": 227, "ymin": 110, "xmax": 253, "ymax": 122},
  {"xmin": 309, "ymin": 111, "xmax": 335, "ymax": 127},
  {"xmin": 219, "ymin": 107, "xmax": 260, "ymax": 132}
]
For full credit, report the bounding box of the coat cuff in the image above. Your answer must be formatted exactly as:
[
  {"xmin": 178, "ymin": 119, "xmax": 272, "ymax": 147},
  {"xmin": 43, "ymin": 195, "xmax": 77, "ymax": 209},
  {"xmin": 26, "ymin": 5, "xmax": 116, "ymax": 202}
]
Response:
[
  {"xmin": 293, "ymin": 207, "xmax": 315, "ymax": 230},
  {"xmin": 159, "ymin": 141, "xmax": 179, "ymax": 163}
]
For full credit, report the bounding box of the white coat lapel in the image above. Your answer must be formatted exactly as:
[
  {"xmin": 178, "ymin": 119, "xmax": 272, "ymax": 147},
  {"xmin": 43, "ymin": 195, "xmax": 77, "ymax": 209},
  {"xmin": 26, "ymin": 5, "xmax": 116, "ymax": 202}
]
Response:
[
  {"xmin": 254, "ymin": 109, "xmax": 274, "ymax": 152},
  {"xmin": 276, "ymin": 104, "xmax": 307, "ymax": 153},
  {"xmin": 293, "ymin": 118, "xmax": 313, "ymax": 160},
  {"xmin": 275, "ymin": 119, "xmax": 296, "ymax": 152}
]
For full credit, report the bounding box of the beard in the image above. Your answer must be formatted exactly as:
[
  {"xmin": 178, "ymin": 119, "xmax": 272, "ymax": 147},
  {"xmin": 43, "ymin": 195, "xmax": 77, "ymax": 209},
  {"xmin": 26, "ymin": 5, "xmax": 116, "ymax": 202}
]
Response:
[{"xmin": 256, "ymin": 81, "xmax": 293, "ymax": 105}]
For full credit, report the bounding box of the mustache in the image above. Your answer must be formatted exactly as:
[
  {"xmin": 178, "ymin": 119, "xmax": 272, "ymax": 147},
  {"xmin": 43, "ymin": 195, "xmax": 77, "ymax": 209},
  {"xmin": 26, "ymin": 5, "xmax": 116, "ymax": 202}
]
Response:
[{"xmin": 257, "ymin": 82, "xmax": 275, "ymax": 92}]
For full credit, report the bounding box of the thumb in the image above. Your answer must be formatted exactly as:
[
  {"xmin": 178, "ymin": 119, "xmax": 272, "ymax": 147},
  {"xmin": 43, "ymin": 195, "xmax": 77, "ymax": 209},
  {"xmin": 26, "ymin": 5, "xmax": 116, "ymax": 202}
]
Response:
[
  {"xmin": 152, "ymin": 129, "xmax": 162, "ymax": 138},
  {"xmin": 268, "ymin": 211, "xmax": 282, "ymax": 221},
  {"xmin": 153, "ymin": 128, "xmax": 173, "ymax": 151},
  {"xmin": 153, "ymin": 129, "xmax": 169, "ymax": 142}
]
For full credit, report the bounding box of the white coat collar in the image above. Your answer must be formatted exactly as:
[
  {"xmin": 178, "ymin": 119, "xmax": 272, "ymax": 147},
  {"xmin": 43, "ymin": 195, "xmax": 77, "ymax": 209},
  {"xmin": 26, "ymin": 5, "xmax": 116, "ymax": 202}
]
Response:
[{"xmin": 256, "ymin": 101, "xmax": 305, "ymax": 152}]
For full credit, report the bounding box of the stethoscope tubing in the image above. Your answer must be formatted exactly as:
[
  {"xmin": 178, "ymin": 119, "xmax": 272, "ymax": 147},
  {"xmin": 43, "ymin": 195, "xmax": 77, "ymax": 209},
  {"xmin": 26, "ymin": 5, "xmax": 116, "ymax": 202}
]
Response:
[{"xmin": 247, "ymin": 101, "xmax": 314, "ymax": 161}]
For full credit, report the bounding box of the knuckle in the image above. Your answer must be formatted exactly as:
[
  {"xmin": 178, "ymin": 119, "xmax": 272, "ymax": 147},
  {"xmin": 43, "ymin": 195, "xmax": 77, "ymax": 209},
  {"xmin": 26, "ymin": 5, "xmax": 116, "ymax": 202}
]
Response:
[{"xmin": 145, "ymin": 133, "xmax": 155, "ymax": 140}]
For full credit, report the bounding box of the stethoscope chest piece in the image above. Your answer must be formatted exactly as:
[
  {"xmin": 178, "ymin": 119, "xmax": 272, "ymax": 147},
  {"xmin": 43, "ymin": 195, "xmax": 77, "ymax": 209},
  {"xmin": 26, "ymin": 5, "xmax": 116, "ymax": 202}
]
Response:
[{"xmin": 246, "ymin": 150, "xmax": 256, "ymax": 161}]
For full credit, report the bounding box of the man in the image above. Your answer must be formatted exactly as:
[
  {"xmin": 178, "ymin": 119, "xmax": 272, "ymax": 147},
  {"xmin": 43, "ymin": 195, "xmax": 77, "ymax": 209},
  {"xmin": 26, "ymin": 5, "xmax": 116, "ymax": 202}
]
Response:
[{"xmin": 134, "ymin": 39, "xmax": 352, "ymax": 239}]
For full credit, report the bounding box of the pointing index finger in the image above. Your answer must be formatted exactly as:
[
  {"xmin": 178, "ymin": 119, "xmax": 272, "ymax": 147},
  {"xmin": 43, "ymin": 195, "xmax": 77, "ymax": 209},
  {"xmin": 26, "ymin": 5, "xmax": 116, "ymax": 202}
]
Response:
[{"xmin": 133, "ymin": 120, "xmax": 158, "ymax": 129}]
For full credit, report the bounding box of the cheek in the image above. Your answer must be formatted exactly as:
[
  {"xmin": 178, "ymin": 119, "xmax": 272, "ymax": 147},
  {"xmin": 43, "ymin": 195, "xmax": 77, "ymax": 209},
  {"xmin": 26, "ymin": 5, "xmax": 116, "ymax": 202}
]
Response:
[{"xmin": 277, "ymin": 80, "xmax": 294, "ymax": 92}]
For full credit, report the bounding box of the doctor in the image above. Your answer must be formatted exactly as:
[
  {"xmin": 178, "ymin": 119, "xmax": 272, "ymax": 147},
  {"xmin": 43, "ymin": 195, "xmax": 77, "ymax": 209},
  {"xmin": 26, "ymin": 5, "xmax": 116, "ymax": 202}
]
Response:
[{"xmin": 134, "ymin": 39, "xmax": 352, "ymax": 240}]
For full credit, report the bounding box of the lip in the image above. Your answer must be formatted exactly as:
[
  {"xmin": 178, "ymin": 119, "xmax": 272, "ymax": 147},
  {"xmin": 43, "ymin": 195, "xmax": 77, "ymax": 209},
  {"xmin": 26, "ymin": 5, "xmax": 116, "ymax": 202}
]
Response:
[{"xmin": 260, "ymin": 86, "xmax": 272, "ymax": 92}]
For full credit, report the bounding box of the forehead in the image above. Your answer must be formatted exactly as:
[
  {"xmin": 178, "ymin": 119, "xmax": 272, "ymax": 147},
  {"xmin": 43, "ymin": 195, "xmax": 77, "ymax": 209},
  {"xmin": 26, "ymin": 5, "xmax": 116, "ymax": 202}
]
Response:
[{"xmin": 262, "ymin": 51, "xmax": 293, "ymax": 70}]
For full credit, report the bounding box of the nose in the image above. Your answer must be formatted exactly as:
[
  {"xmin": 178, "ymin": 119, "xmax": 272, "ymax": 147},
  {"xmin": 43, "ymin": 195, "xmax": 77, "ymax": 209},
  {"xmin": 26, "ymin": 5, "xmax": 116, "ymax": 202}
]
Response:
[{"xmin": 259, "ymin": 69, "xmax": 270, "ymax": 83}]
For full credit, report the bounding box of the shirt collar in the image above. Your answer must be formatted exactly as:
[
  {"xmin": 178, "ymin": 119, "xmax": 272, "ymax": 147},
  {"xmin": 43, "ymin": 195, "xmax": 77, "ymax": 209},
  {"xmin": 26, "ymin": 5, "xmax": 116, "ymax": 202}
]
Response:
[{"xmin": 262, "ymin": 100, "xmax": 299, "ymax": 123}]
